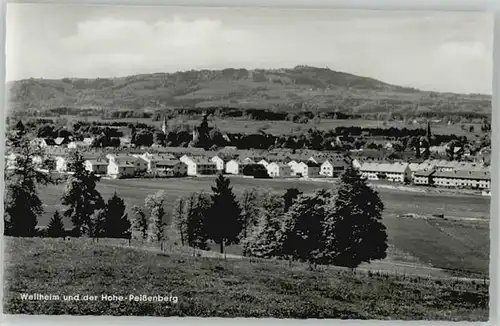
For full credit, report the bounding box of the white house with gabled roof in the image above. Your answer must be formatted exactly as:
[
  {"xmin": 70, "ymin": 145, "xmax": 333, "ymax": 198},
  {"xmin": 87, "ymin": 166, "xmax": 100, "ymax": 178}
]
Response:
[
  {"xmin": 266, "ymin": 162, "xmax": 292, "ymax": 178},
  {"xmin": 180, "ymin": 155, "xmax": 217, "ymax": 176},
  {"xmin": 85, "ymin": 159, "xmax": 108, "ymax": 175},
  {"xmin": 359, "ymin": 162, "xmax": 411, "ymax": 183},
  {"xmin": 287, "ymin": 160, "xmax": 302, "ymax": 176},
  {"xmin": 258, "ymin": 159, "xmax": 269, "ymax": 168},
  {"xmin": 211, "ymin": 155, "xmax": 225, "ymax": 172}
]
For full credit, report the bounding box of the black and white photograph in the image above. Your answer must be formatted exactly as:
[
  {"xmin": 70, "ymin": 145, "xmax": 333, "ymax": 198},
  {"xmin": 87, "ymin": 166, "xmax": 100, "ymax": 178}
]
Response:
[{"xmin": 1, "ymin": 3, "xmax": 493, "ymax": 321}]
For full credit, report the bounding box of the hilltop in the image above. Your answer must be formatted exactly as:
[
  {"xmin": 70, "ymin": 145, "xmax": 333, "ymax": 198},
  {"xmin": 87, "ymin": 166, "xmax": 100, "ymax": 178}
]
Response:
[{"xmin": 6, "ymin": 66, "xmax": 491, "ymax": 116}]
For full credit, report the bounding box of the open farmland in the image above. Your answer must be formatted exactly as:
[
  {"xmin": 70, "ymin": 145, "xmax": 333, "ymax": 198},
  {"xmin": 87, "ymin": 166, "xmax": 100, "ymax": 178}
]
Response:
[
  {"xmin": 62, "ymin": 114, "xmax": 485, "ymax": 138},
  {"xmin": 2, "ymin": 237, "xmax": 489, "ymax": 320},
  {"xmin": 35, "ymin": 175, "xmax": 490, "ymax": 276}
]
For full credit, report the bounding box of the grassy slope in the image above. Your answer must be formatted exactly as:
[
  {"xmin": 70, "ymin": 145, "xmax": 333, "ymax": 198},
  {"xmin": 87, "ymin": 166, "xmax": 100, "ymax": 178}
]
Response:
[
  {"xmin": 2, "ymin": 237, "xmax": 489, "ymax": 320},
  {"xmin": 7, "ymin": 67, "xmax": 491, "ymax": 113},
  {"xmin": 35, "ymin": 176, "xmax": 490, "ymax": 275}
]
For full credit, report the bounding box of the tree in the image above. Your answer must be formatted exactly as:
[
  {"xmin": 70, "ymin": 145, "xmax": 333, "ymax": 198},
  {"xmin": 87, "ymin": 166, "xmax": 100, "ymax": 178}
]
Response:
[
  {"xmin": 4, "ymin": 137, "xmax": 52, "ymax": 236},
  {"xmin": 283, "ymin": 187, "xmax": 302, "ymax": 212},
  {"xmin": 321, "ymin": 167, "xmax": 387, "ymax": 268},
  {"xmin": 104, "ymin": 192, "xmax": 130, "ymax": 239},
  {"xmin": 89, "ymin": 208, "xmax": 107, "ymax": 242},
  {"xmin": 446, "ymin": 139, "xmax": 460, "ymax": 161},
  {"xmin": 145, "ymin": 191, "xmax": 167, "ymax": 250},
  {"xmin": 130, "ymin": 205, "xmax": 148, "ymax": 241},
  {"xmin": 243, "ymin": 193, "xmax": 285, "ymax": 258},
  {"xmin": 154, "ymin": 131, "xmax": 166, "ymax": 147},
  {"xmin": 185, "ymin": 192, "xmax": 210, "ymax": 250},
  {"xmin": 61, "ymin": 150, "xmax": 105, "ymax": 236},
  {"xmin": 239, "ymin": 188, "xmax": 260, "ymax": 240},
  {"xmin": 205, "ymin": 174, "xmax": 242, "ymax": 254},
  {"xmin": 172, "ymin": 197, "xmax": 187, "ymax": 246},
  {"xmin": 47, "ymin": 210, "xmax": 65, "ymax": 238},
  {"xmin": 280, "ymin": 191, "xmax": 331, "ymax": 267},
  {"xmin": 15, "ymin": 120, "xmax": 26, "ymax": 136}
]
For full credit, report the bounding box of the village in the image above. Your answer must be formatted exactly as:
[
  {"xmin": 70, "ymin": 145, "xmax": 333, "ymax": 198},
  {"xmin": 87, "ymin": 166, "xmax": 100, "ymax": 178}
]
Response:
[{"xmin": 5, "ymin": 128, "xmax": 491, "ymax": 192}]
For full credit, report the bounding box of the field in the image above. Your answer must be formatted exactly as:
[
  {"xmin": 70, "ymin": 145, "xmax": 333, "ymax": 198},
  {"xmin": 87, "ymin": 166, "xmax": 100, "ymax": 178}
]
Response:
[
  {"xmin": 2, "ymin": 237, "xmax": 489, "ymax": 320},
  {"xmin": 68, "ymin": 115, "xmax": 485, "ymax": 138},
  {"xmin": 35, "ymin": 175, "xmax": 490, "ymax": 276}
]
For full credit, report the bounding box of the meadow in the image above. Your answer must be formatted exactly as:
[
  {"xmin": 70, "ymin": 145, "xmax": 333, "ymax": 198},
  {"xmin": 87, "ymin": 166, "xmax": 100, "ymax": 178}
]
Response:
[
  {"xmin": 65, "ymin": 115, "xmax": 484, "ymax": 138},
  {"xmin": 2, "ymin": 237, "xmax": 489, "ymax": 320},
  {"xmin": 35, "ymin": 175, "xmax": 490, "ymax": 277}
]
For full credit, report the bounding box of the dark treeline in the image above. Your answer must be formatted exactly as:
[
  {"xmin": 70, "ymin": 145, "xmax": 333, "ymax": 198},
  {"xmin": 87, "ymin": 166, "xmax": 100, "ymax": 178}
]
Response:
[
  {"xmin": 13, "ymin": 115, "xmax": 478, "ymax": 152},
  {"xmin": 152, "ymin": 107, "xmax": 362, "ymax": 122}
]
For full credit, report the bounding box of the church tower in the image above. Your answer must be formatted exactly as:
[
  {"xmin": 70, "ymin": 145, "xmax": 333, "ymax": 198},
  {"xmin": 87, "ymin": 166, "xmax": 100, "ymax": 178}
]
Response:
[
  {"xmin": 192, "ymin": 126, "xmax": 199, "ymax": 143},
  {"xmin": 161, "ymin": 115, "xmax": 168, "ymax": 135}
]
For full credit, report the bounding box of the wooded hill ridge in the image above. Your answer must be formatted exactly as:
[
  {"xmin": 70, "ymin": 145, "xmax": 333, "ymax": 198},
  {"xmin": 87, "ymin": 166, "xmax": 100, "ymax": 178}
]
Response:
[{"xmin": 7, "ymin": 65, "xmax": 491, "ymax": 116}]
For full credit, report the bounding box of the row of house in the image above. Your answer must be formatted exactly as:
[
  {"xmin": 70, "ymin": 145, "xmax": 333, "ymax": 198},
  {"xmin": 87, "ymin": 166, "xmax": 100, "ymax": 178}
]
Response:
[
  {"xmin": 354, "ymin": 158, "xmax": 491, "ymax": 189},
  {"xmin": 31, "ymin": 137, "xmax": 96, "ymax": 149},
  {"xmin": 413, "ymin": 169, "xmax": 491, "ymax": 189},
  {"xmin": 221, "ymin": 154, "xmax": 351, "ymax": 178},
  {"xmin": 52, "ymin": 153, "xmax": 188, "ymax": 179},
  {"xmin": 8, "ymin": 143, "xmax": 490, "ymax": 189}
]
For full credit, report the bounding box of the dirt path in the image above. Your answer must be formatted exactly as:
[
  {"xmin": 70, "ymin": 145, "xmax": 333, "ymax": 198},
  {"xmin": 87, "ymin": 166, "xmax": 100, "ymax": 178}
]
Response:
[{"xmin": 100, "ymin": 240, "xmax": 487, "ymax": 284}]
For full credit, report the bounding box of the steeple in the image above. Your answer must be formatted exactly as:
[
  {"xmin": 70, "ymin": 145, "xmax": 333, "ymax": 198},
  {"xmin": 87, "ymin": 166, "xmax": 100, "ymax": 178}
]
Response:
[
  {"xmin": 426, "ymin": 120, "xmax": 431, "ymax": 139},
  {"xmin": 161, "ymin": 115, "xmax": 168, "ymax": 134}
]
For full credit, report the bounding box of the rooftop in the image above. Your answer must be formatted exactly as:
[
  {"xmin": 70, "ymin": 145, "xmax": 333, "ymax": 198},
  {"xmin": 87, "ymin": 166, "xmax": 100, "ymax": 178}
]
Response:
[
  {"xmin": 434, "ymin": 170, "xmax": 490, "ymax": 180},
  {"xmin": 86, "ymin": 160, "xmax": 108, "ymax": 166},
  {"xmin": 360, "ymin": 162, "xmax": 409, "ymax": 174},
  {"xmin": 413, "ymin": 169, "xmax": 436, "ymax": 177}
]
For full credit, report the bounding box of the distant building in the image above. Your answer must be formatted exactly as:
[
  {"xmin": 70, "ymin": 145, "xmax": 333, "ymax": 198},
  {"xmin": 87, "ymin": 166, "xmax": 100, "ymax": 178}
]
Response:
[
  {"xmin": 433, "ymin": 170, "xmax": 490, "ymax": 189},
  {"xmin": 54, "ymin": 137, "xmax": 67, "ymax": 146},
  {"xmin": 30, "ymin": 138, "xmax": 51, "ymax": 148},
  {"xmin": 266, "ymin": 162, "xmax": 292, "ymax": 178},
  {"xmin": 243, "ymin": 157, "xmax": 256, "ymax": 164},
  {"xmin": 134, "ymin": 152, "xmax": 176, "ymax": 173},
  {"xmin": 318, "ymin": 157, "xmax": 350, "ymax": 177},
  {"xmin": 84, "ymin": 159, "xmax": 108, "ymax": 175},
  {"xmin": 106, "ymin": 154, "xmax": 147, "ymax": 174},
  {"xmin": 180, "ymin": 155, "xmax": 217, "ymax": 176},
  {"xmin": 107, "ymin": 160, "xmax": 136, "ymax": 179},
  {"xmin": 154, "ymin": 160, "xmax": 187, "ymax": 177},
  {"xmin": 55, "ymin": 156, "xmax": 68, "ymax": 173},
  {"xmin": 211, "ymin": 155, "xmax": 225, "ymax": 172},
  {"xmin": 258, "ymin": 159, "xmax": 270, "ymax": 168},
  {"xmin": 119, "ymin": 137, "xmax": 132, "ymax": 148},
  {"xmin": 67, "ymin": 141, "xmax": 90, "ymax": 149},
  {"xmin": 359, "ymin": 162, "xmax": 411, "ymax": 183},
  {"xmin": 300, "ymin": 161, "xmax": 321, "ymax": 178},
  {"xmin": 413, "ymin": 169, "xmax": 436, "ymax": 185},
  {"xmin": 287, "ymin": 160, "xmax": 302, "ymax": 176},
  {"xmin": 352, "ymin": 158, "xmax": 363, "ymax": 170},
  {"xmin": 225, "ymin": 159, "xmax": 244, "ymax": 175},
  {"xmin": 5, "ymin": 152, "xmax": 17, "ymax": 170}
]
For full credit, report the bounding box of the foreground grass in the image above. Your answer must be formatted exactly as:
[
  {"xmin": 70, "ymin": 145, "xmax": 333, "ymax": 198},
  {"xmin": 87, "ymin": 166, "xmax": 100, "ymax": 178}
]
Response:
[{"xmin": 3, "ymin": 237, "xmax": 488, "ymax": 320}]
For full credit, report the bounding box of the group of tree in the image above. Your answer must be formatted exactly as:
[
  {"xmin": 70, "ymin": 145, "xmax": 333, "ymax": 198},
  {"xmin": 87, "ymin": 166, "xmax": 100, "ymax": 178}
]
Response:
[
  {"xmin": 243, "ymin": 167, "xmax": 387, "ymax": 268},
  {"xmin": 128, "ymin": 191, "xmax": 169, "ymax": 249},
  {"xmin": 171, "ymin": 174, "xmax": 244, "ymax": 254},
  {"xmin": 172, "ymin": 169, "xmax": 388, "ymax": 269},
  {"xmin": 4, "ymin": 137, "xmax": 53, "ymax": 236},
  {"xmin": 4, "ymin": 142, "xmax": 130, "ymax": 239}
]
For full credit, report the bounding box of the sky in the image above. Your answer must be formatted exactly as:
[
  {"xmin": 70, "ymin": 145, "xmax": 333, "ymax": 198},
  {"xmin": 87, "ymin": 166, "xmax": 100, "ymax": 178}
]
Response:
[{"xmin": 5, "ymin": 4, "xmax": 494, "ymax": 94}]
